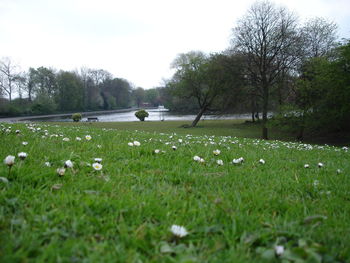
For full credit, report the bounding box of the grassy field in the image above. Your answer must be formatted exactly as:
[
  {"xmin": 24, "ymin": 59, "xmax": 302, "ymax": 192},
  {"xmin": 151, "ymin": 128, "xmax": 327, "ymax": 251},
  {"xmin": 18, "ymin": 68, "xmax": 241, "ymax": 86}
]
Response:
[{"xmin": 1, "ymin": 121, "xmax": 350, "ymax": 262}]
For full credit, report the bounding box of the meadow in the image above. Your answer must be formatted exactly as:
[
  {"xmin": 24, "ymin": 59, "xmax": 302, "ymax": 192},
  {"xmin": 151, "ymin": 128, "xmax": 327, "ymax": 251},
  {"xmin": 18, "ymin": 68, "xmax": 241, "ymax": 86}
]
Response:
[{"xmin": 0, "ymin": 121, "xmax": 349, "ymax": 262}]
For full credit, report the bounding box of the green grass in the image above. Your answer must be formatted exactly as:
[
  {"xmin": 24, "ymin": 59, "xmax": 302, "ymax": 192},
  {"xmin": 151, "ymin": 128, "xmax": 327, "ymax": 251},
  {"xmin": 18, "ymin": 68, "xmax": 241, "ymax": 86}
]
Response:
[{"xmin": 1, "ymin": 122, "xmax": 350, "ymax": 262}]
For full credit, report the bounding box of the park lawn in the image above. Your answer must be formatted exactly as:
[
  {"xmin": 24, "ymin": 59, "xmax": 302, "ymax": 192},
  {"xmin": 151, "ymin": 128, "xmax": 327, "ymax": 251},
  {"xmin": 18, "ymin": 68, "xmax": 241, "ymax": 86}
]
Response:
[{"xmin": 0, "ymin": 122, "xmax": 349, "ymax": 262}]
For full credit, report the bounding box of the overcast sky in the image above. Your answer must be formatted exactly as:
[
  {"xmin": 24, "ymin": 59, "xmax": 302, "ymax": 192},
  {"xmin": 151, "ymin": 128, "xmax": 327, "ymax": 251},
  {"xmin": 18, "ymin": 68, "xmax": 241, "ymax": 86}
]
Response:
[{"xmin": 0, "ymin": 0, "xmax": 349, "ymax": 89}]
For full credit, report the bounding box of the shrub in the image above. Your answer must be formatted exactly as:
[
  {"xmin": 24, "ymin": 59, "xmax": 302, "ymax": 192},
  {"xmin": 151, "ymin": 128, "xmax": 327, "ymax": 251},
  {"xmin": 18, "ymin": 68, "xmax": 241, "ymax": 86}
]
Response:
[
  {"xmin": 72, "ymin": 113, "xmax": 82, "ymax": 122},
  {"xmin": 135, "ymin": 109, "xmax": 149, "ymax": 121}
]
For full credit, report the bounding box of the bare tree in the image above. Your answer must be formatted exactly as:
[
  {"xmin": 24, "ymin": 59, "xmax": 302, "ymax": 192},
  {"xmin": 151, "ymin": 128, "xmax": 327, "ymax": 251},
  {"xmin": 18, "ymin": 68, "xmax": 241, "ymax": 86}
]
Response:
[
  {"xmin": 0, "ymin": 57, "xmax": 19, "ymax": 102},
  {"xmin": 301, "ymin": 17, "xmax": 338, "ymax": 59},
  {"xmin": 232, "ymin": 0, "xmax": 299, "ymax": 139}
]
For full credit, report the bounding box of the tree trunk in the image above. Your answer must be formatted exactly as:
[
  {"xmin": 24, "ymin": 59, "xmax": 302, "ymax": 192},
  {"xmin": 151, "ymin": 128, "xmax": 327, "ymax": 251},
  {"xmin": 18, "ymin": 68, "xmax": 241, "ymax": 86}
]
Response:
[
  {"xmin": 262, "ymin": 85, "xmax": 269, "ymax": 140},
  {"xmin": 191, "ymin": 106, "xmax": 207, "ymax": 127}
]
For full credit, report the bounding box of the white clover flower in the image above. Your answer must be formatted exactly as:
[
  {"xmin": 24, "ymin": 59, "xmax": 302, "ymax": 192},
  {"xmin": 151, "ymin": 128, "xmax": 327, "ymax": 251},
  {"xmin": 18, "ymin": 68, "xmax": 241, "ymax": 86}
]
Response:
[
  {"xmin": 128, "ymin": 142, "xmax": 134, "ymax": 147},
  {"xmin": 57, "ymin": 168, "xmax": 66, "ymax": 177},
  {"xmin": 133, "ymin": 141, "xmax": 141, "ymax": 146},
  {"xmin": 63, "ymin": 137, "xmax": 70, "ymax": 142},
  {"xmin": 259, "ymin": 159, "xmax": 265, "ymax": 164},
  {"xmin": 76, "ymin": 137, "xmax": 82, "ymax": 141},
  {"xmin": 22, "ymin": 141, "xmax": 28, "ymax": 146},
  {"xmin": 275, "ymin": 245, "xmax": 284, "ymax": 256},
  {"xmin": 216, "ymin": 159, "xmax": 224, "ymax": 166},
  {"xmin": 213, "ymin": 149, "xmax": 221, "ymax": 156},
  {"xmin": 318, "ymin": 162, "xmax": 324, "ymax": 168},
  {"xmin": 18, "ymin": 152, "xmax": 27, "ymax": 160},
  {"xmin": 178, "ymin": 139, "xmax": 183, "ymax": 143},
  {"xmin": 94, "ymin": 158, "xmax": 102, "ymax": 163},
  {"xmin": 64, "ymin": 160, "xmax": 73, "ymax": 168},
  {"xmin": 92, "ymin": 162, "xmax": 103, "ymax": 171},
  {"xmin": 4, "ymin": 155, "xmax": 15, "ymax": 167},
  {"xmin": 44, "ymin": 162, "xmax": 51, "ymax": 167},
  {"xmin": 172, "ymin": 145, "xmax": 177, "ymax": 150},
  {"xmin": 154, "ymin": 149, "xmax": 160, "ymax": 154},
  {"xmin": 193, "ymin": 155, "xmax": 201, "ymax": 162},
  {"xmin": 170, "ymin": 225, "xmax": 188, "ymax": 238},
  {"xmin": 85, "ymin": 135, "xmax": 92, "ymax": 141},
  {"xmin": 304, "ymin": 164, "xmax": 310, "ymax": 168}
]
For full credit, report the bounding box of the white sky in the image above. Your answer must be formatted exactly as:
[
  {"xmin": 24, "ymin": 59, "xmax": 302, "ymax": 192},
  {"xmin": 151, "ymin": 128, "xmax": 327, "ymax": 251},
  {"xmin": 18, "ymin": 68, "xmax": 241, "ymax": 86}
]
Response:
[{"xmin": 0, "ymin": 0, "xmax": 349, "ymax": 89}]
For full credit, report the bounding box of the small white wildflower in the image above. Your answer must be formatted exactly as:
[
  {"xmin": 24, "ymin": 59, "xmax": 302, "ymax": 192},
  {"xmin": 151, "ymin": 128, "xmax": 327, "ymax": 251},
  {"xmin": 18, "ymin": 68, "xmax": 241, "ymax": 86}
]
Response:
[
  {"xmin": 216, "ymin": 159, "xmax": 224, "ymax": 166},
  {"xmin": 64, "ymin": 160, "xmax": 73, "ymax": 168},
  {"xmin": 85, "ymin": 135, "xmax": 92, "ymax": 141},
  {"xmin": 154, "ymin": 149, "xmax": 160, "ymax": 154},
  {"xmin": 44, "ymin": 162, "xmax": 51, "ymax": 167},
  {"xmin": 92, "ymin": 162, "xmax": 103, "ymax": 171},
  {"xmin": 18, "ymin": 152, "xmax": 27, "ymax": 160},
  {"xmin": 199, "ymin": 158, "xmax": 205, "ymax": 163},
  {"xmin": 318, "ymin": 162, "xmax": 324, "ymax": 168},
  {"xmin": 76, "ymin": 137, "xmax": 82, "ymax": 141},
  {"xmin": 97, "ymin": 145, "xmax": 102, "ymax": 148},
  {"xmin": 133, "ymin": 141, "xmax": 141, "ymax": 146},
  {"xmin": 337, "ymin": 169, "xmax": 341, "ymax": 174},
  {"xmin": 94, "ymin": 158, "xmax": 102, "ymax": 163},
  {"xmin": 232, "ymin": 157, "xmax": 244, "ymax": 164},
  {"xmin": 172, "ymin": 145, "xmax": 177, "ymax": 150},
  {"xmin": 128, "ymin": 142, "xmax": 134, "ymax": 147},
  {"xmin": 275, "ymin": 245, "xmax": 284, "ymax": 256},
  {"xmin": 193, "ymin": 155, "xmax": 201, "ymax": 162},
  {"xmin": 63, "ymin": 137, "xmax": 70, "ymax": 142},
  {"xmin": 178, "ymin": 139, "xmax": 183, "ymax": 143},
  {"xmin": 259, "ymin": 159, "xmax": 265, "ymax": 164},
  {"xmin": 57, "ymin": 168, "xmax": 66, "ymax": 177},
  {"xmin": 170, "ymin": 225, "xmax": 188, "ymax": 238},
  {"xmin": 4, "ymin": 155, "xmax": 15, "ymax": 167},
  {"xmin": 213, "ymin": 149, "xmax": 221, "ymax": 156},
  {"xmin": 304, "ymin": 164, "xmax": 310, "ymax": 168},
  {"xmin": 22, "ymin": 141, "xmax": 28, "ymax": 146},
  {"xmin": 15, "ymin": 129, "xmax": 21, "ymax": 134},
  {"xmin": 313, "ymin": 180, "xmax": 319, "ymax": 187}
]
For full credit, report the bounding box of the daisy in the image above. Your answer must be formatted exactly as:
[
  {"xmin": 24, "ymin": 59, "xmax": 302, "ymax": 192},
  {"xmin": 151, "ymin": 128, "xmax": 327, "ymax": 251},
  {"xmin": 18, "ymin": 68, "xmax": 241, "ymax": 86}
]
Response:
[
  {"xmin": 216, "ymin": 159, "xmax": 224, "ymax": 166},
  {"xmin": 133, "ymin": 141, "xmax": 141, "ymax": 146},
  {"xmin": 22, "ymin": 141, "xmax": 28, "ymax": 146},
  {"xmin": 94, "ymin": 158, "xmax": 102, "ymax": 163},
  {"xmin": 85, "ymin": 135, "xmax": 92, "ymax": 141},
  {"xmin": 64, "ymin": 160, "xmax": 73, "ymax": 168},
  {"xmin": 18, "ymin": 152, "xmax": 27, "ymax": 160},
  {"xmin": 193, "ymin": 156, "xmax": 201, "ymax": 162},
  {"xmin": 318, "ymin": 162, "xmax": 324, "ymax": 168},
  {"xmin": 154, "ymin": 149, "xmax": 160, "ymax": 154},
  {"xmin": 4, "ymin": 155, "xmax": 15, "ymax": 167},
  {"xmin": 259, "ymin": 159, "xmax": 265, "ymax": 164},
  {"xmin": 172, "ymin": 145, "xmax": 177, "ymax": 150},
  {"xmin": 128, "ymin": 142, "xmax": 134, "ymax": 147},
  {"xmin": 76, "ymin": 137, "xmax": 82, "ymax": 141},
  {"xmin": 170, "ymin": 225, "xmax": 188, "ymax": 238},
  {"xmin": 213, "ymin": 149, "xmax": 221, "ymax": 156},
  {"xmin": 304, "ymin": 164, "xmax": 309, "ymax": 168},
  {"xmin": 62, "ymin": 137, "xmax": 70, "ymax": 142},
  {"xmin": 232, "ymin": 157, "xmax": 244, "ymax": 164},
  {"xmin": 44, "ymin": 162, "xmax": 51, "ymax": 167},
  {"xmin": 178, "ymin": 139, "xmax": 183, "ymax": 143},
  {"xmin": 92, "ymin": 162, "xmax": 103, "ymax": 171},
  {"xmin": 57, "ymin": 168, "xmax": 66, "ymax": 177}
]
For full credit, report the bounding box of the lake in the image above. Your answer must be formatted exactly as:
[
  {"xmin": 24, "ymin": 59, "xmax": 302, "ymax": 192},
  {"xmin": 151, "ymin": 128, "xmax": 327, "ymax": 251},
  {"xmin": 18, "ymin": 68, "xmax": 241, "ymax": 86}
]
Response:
[{"xmin": 49, "ymin": 109, "xmax": 252, "ymax": 122}]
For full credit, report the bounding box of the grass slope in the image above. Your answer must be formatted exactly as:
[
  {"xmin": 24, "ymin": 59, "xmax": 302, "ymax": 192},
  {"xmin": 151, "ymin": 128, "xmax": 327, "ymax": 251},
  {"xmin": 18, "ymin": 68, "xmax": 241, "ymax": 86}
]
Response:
[{"xmin": 0, "ymin": 122, "xmax": 349, "ymax": 262}]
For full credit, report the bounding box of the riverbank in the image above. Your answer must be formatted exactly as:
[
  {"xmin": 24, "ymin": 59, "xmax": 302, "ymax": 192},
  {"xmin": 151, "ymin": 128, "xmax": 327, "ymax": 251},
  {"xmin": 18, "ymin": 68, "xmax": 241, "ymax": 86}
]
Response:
[{"xmin": 0, "ymin": 107, "xmax": 139, "ymax": 123}]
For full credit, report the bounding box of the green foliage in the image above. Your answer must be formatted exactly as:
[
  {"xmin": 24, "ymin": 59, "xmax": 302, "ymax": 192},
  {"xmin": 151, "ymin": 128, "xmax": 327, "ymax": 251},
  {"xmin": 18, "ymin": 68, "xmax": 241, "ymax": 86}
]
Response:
[
  {"xmin": 135, "ymin": 109, "xmax": 149, "ymax": 121},
  {"xmin": 71, "ymin": 113, "xmax": 82, "ymax": 122}
]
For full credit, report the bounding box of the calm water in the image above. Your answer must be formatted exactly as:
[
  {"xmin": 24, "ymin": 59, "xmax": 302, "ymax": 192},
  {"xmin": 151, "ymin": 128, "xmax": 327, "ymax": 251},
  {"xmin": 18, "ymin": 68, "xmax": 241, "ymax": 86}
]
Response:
[
  {"xmin": 79, "ymin": 109, "xmax": 251, "ymax": 122},
  {"xmin": 42, "ymin": 109, "xmax": 252, "ymax": 122}
]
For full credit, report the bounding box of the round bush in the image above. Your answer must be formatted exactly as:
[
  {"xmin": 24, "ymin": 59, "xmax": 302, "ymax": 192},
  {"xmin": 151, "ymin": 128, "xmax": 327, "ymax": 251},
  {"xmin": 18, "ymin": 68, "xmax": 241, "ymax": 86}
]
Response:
[
  {"xmin": 72, "ymin": 113, "xmax": 82, "ymax": 122},
  {"xmin": 135, "ymin": 109, "xmax": 149, "ymax": 121}
]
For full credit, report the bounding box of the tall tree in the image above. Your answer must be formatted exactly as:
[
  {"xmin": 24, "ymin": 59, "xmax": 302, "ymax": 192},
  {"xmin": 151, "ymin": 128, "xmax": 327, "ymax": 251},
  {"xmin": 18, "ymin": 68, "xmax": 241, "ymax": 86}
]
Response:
[
  {"xmin": 231, "ymin": 0, "xmax": 299, "ymax": 139},
  {"xmin": 0, "ymin": 57, "xmax": 18, "ymax": 102}
]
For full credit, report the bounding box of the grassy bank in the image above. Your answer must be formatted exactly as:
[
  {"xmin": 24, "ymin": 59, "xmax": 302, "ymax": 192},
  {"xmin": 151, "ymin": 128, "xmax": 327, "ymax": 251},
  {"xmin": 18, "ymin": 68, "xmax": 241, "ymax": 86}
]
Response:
[{"xmin": 1, "ymin": 122, "xmax": 350, "ymax": 262}]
